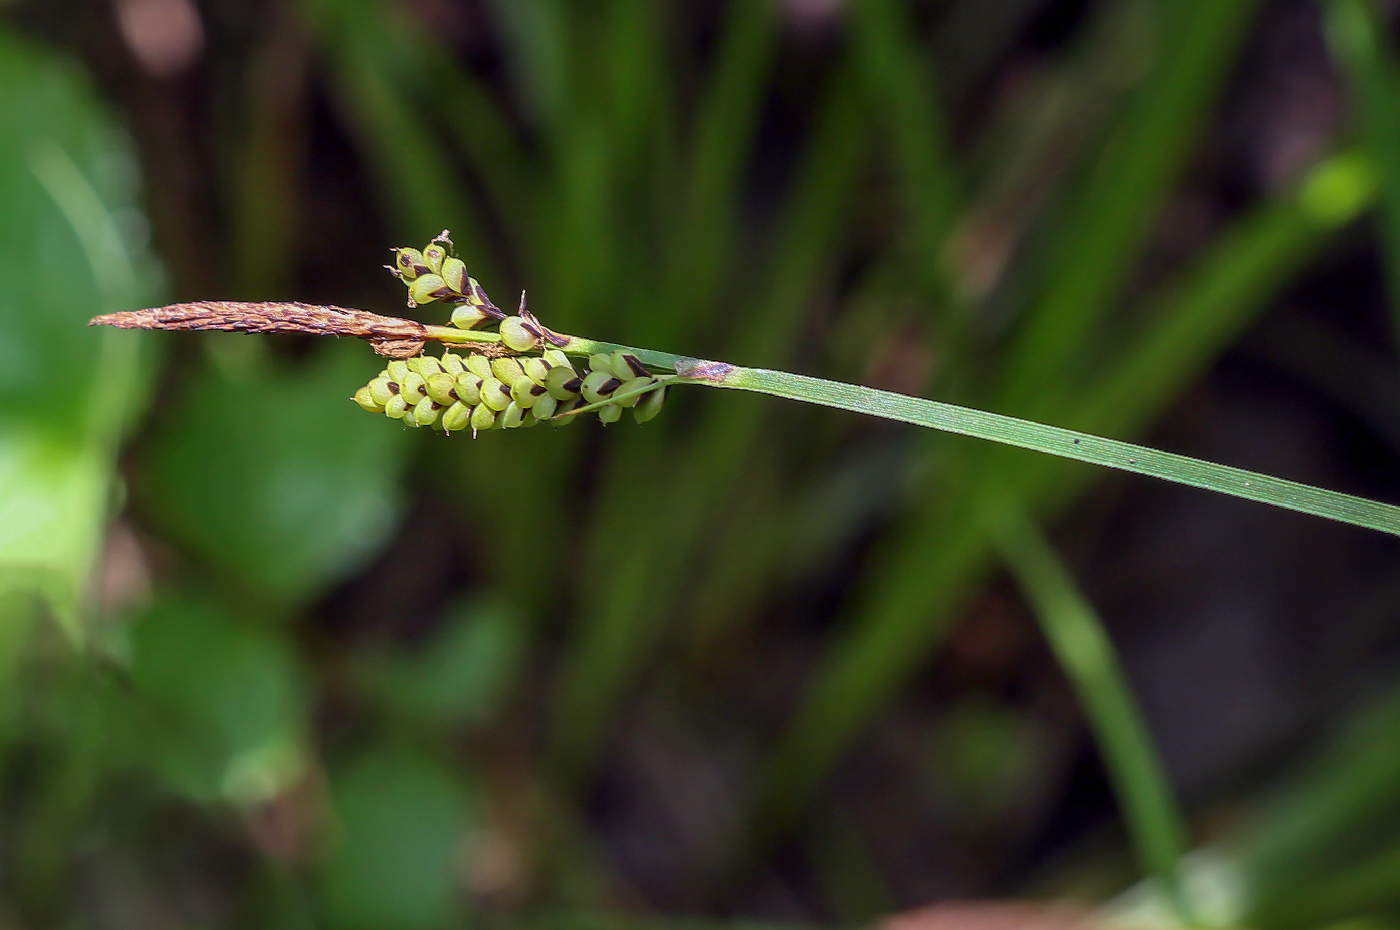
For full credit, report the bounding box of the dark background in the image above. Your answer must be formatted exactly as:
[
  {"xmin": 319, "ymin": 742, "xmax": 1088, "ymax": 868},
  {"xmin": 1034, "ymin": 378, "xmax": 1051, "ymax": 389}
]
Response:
[{"xmin": 1, "ymin": 0, "xmax": 1400, "ymax": 927}]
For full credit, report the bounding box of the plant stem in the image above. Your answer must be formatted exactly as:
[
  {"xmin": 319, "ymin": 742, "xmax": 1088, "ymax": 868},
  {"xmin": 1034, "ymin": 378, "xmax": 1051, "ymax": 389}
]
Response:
[
  {"xmin": 991, "ymin": 504, "xmax": 1192, "ymax": 924},
  {"xmin": 718, "ymin": 365, "xmax": 1400, "ymax": 538},
  {"xmin": 101, "ymin": 307, "xmax": 1400, "ymax": 538}
]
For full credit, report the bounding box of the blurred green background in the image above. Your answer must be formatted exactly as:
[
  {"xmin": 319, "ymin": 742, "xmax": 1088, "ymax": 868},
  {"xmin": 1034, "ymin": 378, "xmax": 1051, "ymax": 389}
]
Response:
[{"xmin": 5, "ymin": 0, "xmax": 1400, "ymax": 927}]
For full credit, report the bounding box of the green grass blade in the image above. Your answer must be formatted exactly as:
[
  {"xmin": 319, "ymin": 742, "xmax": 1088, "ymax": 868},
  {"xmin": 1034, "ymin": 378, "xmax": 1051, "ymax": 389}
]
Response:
[
  {"xmin": 544, "ymin": 67, "xmax": 869, "ymax": 786},
  {"xmin": 998, "ymin": 0, "xmax": 1259, "ymax": 408},
  {"xmin": 991, "ymin": 506, "xmax": 1189, "ymax": 920},
  {"xmin": 1324, "ymin": 0, "xmax": 1400, "ymax": 335},
  {"xmin": 713, "ymin": 363, "xmax": 1400, "ymax": 536},
  {"xmin": 740, "ymin": 148, "xmax": 1378, "ymax": 846},
  {"xmin": 652, "ymin": 0, "xmax": 778, "ymax": 346},
  {"xmin": 850, "ymin": 0, "xmax": 958, "ymax": 280},
  {"xmin": 299, "ymin": 0, "xmax": 491, "ymax": 267}
]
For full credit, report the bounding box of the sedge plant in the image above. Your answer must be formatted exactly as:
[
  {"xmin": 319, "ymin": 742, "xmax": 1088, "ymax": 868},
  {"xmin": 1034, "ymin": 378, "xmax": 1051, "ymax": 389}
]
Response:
[
  {"xmin": 92, "ymin": 228, "xmax": 1400, "ymax": 926},
  {"xmin": 94, "ymin": 229, "xmax": 1400, "ymax": 538}
]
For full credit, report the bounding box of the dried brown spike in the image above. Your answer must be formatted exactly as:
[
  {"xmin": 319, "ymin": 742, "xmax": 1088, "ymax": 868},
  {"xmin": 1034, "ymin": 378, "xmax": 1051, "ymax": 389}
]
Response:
[{"xmin": 90, "ymin": 301, "xmax": 430, "ymax": 357}]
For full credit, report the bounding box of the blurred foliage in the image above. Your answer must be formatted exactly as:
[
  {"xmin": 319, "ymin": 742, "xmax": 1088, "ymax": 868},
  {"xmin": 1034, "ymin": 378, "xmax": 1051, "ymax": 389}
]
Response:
[{"xmin": 3, "ymin": 1, "xmax": 1400, "ymax": 929}]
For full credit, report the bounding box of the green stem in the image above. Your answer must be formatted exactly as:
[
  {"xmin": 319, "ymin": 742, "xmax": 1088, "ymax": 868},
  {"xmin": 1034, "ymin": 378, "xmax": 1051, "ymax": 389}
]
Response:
[
  {"xmin": 432, "ymin": 325, "xmax": 1400, "ymax": 538},
  {"xmin": 717, "ymin": 366, "xmax": 1400, "ymax": 538},
  {"xmin": 991, "ymin": 505, "xmax": 1192, "ymax": 924}
]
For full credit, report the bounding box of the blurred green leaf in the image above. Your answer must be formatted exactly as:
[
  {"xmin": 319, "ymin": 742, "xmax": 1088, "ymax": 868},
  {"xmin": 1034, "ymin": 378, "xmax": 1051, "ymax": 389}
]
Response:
[
  {"xmin": 320, "ymin": 747, "xmax": 474, "ymax": 930},
  {"xmin": 365, "ymin": 596, "xmax": 528, "ymax": 729},
  {"xmin": 0, "ymin": 24, "xmax": 157, "ymax": 641},
  {"xmin": 142, "ymin": 341, "xmax": 408, "ymax": 609},
  {"xmin": 127, "ymin": 592, "xmax": 307, "ymax": 804}
]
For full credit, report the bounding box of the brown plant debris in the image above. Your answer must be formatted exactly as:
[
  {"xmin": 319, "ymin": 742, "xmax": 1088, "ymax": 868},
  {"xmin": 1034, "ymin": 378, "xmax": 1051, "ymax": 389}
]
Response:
[{"xmin": 90, "ymin": 301, "xmax": 430, "ymax": 358}]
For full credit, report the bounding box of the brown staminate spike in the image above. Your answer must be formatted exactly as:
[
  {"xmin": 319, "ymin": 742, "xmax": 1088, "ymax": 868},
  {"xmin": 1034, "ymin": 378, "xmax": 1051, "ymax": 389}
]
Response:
[{"xmin": 90, "ymin": 301, "xmax": 431, "ymax": 358}]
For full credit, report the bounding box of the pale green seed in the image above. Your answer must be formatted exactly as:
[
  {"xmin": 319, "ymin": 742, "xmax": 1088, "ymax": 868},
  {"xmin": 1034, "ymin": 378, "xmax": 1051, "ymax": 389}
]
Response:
[
  {"xmin": 543, "ymin": 348, "xmax": 571, "ymax": 369},
  {"xmin": 480, "ymin": 377, "xmax": 511, "ymax": 411},
  {"xmin": 399, "ymin": 372, "xmax": 427, "ymax": 402},
  {"xmin": 491, "ymin": 357, "xmax": 527, "ymax": 387},
  {"xmin": 395, "ymin": 248, "xmax": 429, "ymax": 280},
  {"xmin": 354, "ymin": 386, "xmax": 383, "ymax": 412},
  {"xmin": 581, "ymin": 370, "xmax": 622, "ymax": 404},
  {"xmin": 387, "ymin": 360, "xmax": 410, "ymax": 382},
  {"xmin": 633, "ymin": 385, "xmax": 666, "ymax": 423},
  {"xmin": 369, "ymin": 377, "xmax": 395, "ymax": 407},
  {"xmin": 408, "ymin": 274, "xmax": 451, "ymax": 305},
  {"xmin": 613, "ymin": 377, "xmax": 654, "ymax": 408},
  {"xmin": 413, "ymin": 398, "xmax": 441, "ymax": 426},
  {"xmin": 426, "ymin": 372, "xmax": 457, "ymax": 406},
  {"xmin": 470, "ymin": 402, "xmax": 496, "ymax": 432},
  {"xmin": 454, "ymin": 373, "xmax": 482, "ymax": 405},
  {"xmin": 440, "ymin": 257, "xmax": 468, "ymax": 294},
  {"xmin": 415, "ymin": 356, "xmax": 444, "ymax": 376},
  {"xmin": 532, "ymin": 394, "xmax": 558, "ymax": 420},
  {"xmin": 552, "ymin": 397, "xmax": 584, "ymax": 426},
  {"xmin": 545, "ymin": 366, "xmax": 582, "ymax": 400},
  {"xmin": 441, "ymin": 401, "xmax": 471, "ymax": 433},
  {"xmin": 440, "ymin": 352, "xmax": 465, "ymax": 375},
  {"xmin": 451, "ymin": 304, "xmax": 491, "ymax": 330},
  {"xmin": 384, "ymin": 394, "xmax": 409, "ymax": 419},
  {"xmin": 598, "ymin": 403, "xmax": 622, "ymax": 424},
  {"xmin": 422, "ymin": 242, "xmax": 448, "ymax": 274},
  {"xmin": 588, "ymin": 353, "xmax": 616, "ymax": 375},
  {"xmin": 512, "ymin": 379, "xmax": 549, "ymax": 408},
  {"xmin": 466, "ymin": 354, "xmax": 493, "ymax": 379},
  {"xmin": 500, "ymin": 401, "xmax": 525, "ymax": 428},
  {"xmin": 522, "ymin": 357, "xmax": 551, "ymax": 385},
  {"xmin": 500, "ymin": 316, "xmax": 540, "ymax": 352},
  {"xmin": 611, "ymin": 350, "xmax": 647, "ymax": 379}
]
